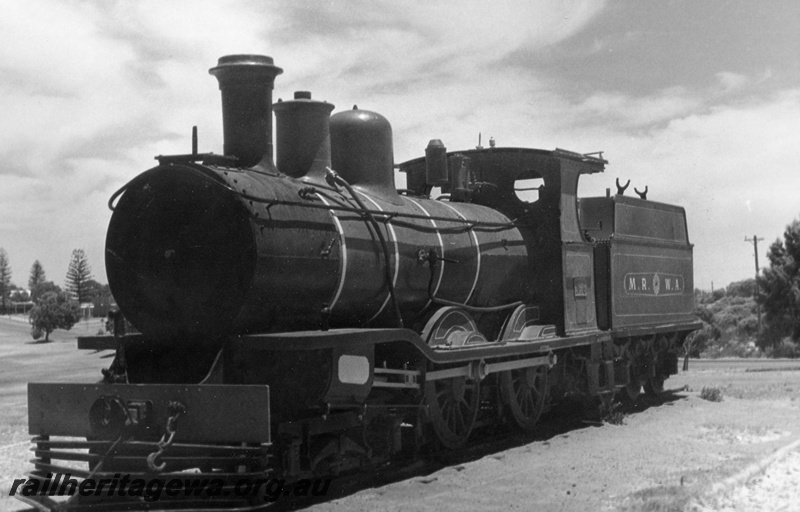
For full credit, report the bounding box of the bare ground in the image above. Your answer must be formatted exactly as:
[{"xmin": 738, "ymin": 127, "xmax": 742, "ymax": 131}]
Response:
[
  {"xmin": 311, "ymin": 360, "xmax": 800, "ymax": 512},
  {"xmin": 697, "ymin": 449, "xmax": 800, "ymax": 512},
  {"xmin": 0, "ymin": 316, "xmax": 798, "ymax": 512}
]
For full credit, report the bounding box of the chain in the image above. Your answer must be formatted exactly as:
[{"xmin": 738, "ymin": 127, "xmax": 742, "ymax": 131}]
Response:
[{"xmin": 146, "ymin": 401, "xmax": 186, "ymax": 472}]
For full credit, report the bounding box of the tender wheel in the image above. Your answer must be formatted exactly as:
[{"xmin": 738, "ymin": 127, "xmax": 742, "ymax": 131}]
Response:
[
  {"xmin": 425, "ymin": 373, "xmax": 480, "ymax": 449},
  {"xmin": 500, "ymin": 365, "xmax": 548, "ymax": 432},
  {"xmin": 644, "ymin": 374, "xmax": 665, "ymax": 396}
]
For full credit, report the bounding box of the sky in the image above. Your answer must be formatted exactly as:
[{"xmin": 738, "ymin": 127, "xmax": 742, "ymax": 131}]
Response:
[{"xmin": 0, "ymin": 0, "xmax": 798, "ymax": 291}]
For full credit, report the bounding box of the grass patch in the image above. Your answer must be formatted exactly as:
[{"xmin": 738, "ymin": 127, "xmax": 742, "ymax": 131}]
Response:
[{"xmin": 700, "ymin": 387, "xmax": 724, "ymax": 402}]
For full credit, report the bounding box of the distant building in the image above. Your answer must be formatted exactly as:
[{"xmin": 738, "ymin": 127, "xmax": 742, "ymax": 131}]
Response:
[
  {"xmin": 80, "ymin": 303, "xmax": 94, "ymax": 319},
  {"xmin": 9, "ymin": 301, "xmax": 34, "ymax": 314}
]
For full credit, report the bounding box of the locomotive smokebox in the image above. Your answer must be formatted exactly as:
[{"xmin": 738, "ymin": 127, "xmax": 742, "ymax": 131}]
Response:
[
  {"xmin": 209, "ymin": 55, "xmax": 283, "ymax": 168},
  {"xmin": 273, "ymin": 91, "xmax": 335, "ymax": 181}
]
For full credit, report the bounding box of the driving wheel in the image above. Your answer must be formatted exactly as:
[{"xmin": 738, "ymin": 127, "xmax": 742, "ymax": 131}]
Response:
[
  {"xmin": 425, "ymin": 372, "xmax": 480, "ymax": 449},
  {"xmin": 500, "ymin": 364, "xmax": 548, "ymax": 432}
]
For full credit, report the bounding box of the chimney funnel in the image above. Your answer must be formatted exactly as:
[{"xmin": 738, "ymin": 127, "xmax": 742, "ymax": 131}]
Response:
[{"xmin": 209, "ymin": 55, "xmax": 283, "ymax": 168}]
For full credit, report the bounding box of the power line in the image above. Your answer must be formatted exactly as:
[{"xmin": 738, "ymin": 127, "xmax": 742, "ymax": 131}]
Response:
[{"xmin": 744, "ymin": 235, "xmax": 764, "ymax": 337}]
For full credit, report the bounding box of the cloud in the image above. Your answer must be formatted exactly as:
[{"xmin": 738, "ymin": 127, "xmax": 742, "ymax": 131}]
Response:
[
  {"xmin": 573, "ymin": 88, "xmax": 701, "ymax": 128},
  {"xmin": 0, "ymin": 0, "xmax": 796, "ymax": 295},
  {"xmin": 270, "ymin": 1, "xmax": 606, "ymax": 93},
  {"xmin": 0, "ymin": 0, "xmax": 607, "ymax": 286},
  {"xmin": 714, "ymin": 71, "xmax": 749, "ymax": 93},
  {"xmin": 567, "ymin": 88, "xmax": 800, "ymax": 288}
]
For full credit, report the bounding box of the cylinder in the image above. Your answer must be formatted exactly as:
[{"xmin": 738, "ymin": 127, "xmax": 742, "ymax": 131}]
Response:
[
  {"xmin": 209, "ymin": 55, "xmax": 283, "ymax": 168},
  {"xmin": 273, "ymin": 91, "xmax": 335, "ymax": 180}
]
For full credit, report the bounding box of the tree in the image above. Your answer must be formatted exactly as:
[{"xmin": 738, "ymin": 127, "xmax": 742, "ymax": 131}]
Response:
[
  {"xmin": 0, "ymin": 248, "xmax": 11, "ymax": 314},
  {"xmin": 29, "ymin": 260, "xmax": 46, "ymax": 290},
  {"xmin": 758, "ymin": 218, "xmax": 800, "ymax": 346},
  {"xmin": 28, "ymin": 291, "xmax": 80, "ymax": 342},
  {"xmin": 727, "ymin": 278, "xmax": 756, "ymax": 298},
  {"xmin": 31, "ymin": 281, "xmax": 62, "ymax": 303},
  {"xmin": 682, "ymin": 304, "xmax": 720, "ymax": 362},
  {"xmin": 10, "ymin": 289, "xmax": 30, "ymax": 302},
  {"xmin": 65, "ymin": 249, "xmax": 93, "ymax": 303},
  {"xmin": 82, "ymin": 279, "xmax": 108, "ymax": 301}
]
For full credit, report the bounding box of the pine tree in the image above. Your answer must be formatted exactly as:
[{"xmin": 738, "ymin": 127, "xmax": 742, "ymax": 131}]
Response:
[
  {"xmin": 0, "ymin": 248, "xmax": 11, "ymax": 314},
  {"xmin": 65, "ymin": 249, "xmax": 93, "ymax": 304},
  {"xmin": 758, "ymin": 218, "xmax": 800, "ymax": 345},
  {"xmin": 29, "ymin": 260, "xmax": 46, "ymax": 290}
]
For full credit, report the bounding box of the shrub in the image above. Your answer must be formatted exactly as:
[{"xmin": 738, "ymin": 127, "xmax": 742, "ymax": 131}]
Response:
[
  {"xmin": 700, "ymin": 387, "xmax": 723, "ymax": 402},
  {"xmin": 767, "ymin": 338, "xmax": 800, "ymax": 359},
  {"xmin": 602, "ymin": 403, "xmax": 627, "ymax": 425}
]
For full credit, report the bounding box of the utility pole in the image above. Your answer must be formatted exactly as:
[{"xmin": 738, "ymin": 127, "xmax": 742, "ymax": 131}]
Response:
[{"xmin": 745, "ymin": 235, "xmax": 764, "ymax": 338}]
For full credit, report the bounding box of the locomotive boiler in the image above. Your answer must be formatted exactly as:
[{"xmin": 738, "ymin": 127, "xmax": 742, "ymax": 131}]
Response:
[
  {"xmin": 107, "ymin": 56, "xmax": 527, "ymax": 341},
  {"xmin": 21, "ymin": 54, "xmax": 701, "ymax": 511}
]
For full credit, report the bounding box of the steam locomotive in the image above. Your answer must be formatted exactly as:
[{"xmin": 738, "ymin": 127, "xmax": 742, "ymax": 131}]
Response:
[{"xmin": 22, "ymin": 54, "xmax": 700, "ymax": 510}]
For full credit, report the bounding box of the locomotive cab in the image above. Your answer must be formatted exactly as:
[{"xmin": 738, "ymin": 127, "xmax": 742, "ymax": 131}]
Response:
[{"xmin": 400, "ymin": 147, "xmax": 607, "ymax": 337}]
